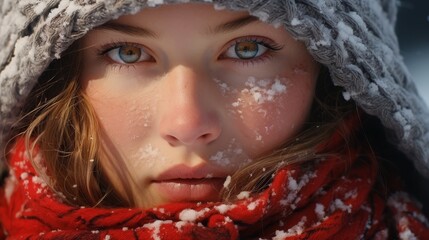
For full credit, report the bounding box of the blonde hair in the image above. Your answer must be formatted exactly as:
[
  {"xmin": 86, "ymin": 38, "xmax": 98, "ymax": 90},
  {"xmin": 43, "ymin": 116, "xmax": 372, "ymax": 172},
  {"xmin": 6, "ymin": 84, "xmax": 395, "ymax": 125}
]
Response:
[
  {"xmin": 10, "ymin": 41, "xmax": 126, "ymax": 207},
  {"xmin": 10, "ymin": 42, "xmax": 356, "ymax": 207}
]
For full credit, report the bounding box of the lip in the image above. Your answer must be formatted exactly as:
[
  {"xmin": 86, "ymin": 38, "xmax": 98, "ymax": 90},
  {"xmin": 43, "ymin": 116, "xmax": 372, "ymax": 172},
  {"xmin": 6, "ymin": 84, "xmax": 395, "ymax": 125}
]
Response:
[{"xmin": 152, "ymin": 164, "xmax": 228, "ymax": 202}]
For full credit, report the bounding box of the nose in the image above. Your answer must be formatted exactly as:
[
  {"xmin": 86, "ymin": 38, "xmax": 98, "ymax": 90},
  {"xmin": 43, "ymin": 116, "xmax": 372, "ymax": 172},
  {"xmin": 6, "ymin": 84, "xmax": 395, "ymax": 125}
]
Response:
[{"xmin": 159, "ymin": 66, "xmax": 221, "ymax": 146}]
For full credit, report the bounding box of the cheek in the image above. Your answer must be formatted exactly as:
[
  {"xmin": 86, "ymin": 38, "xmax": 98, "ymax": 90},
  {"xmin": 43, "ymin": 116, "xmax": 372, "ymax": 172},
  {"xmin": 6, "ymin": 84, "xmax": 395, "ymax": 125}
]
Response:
[
  {"xmin": 83, "ymin": 78, "xmax": 156, "ymax": 152},
  {"xmin": 216, "ymin": 74, "xmax": 316, "ymax": 157}
]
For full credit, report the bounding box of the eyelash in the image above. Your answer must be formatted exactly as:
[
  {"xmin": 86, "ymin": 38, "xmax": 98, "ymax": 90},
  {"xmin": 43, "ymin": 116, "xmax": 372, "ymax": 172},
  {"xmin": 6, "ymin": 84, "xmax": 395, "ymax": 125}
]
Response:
[
  {"xmin": 96, "ymin": 42, "xmax": 151, "ymax": 71},
  {"xmin": 96, "ymin": 37, "xmax": 284, "ymax": 67},
  {"xmin": 221, "ymin": 36, "xmax": 284, "ymax": 65}
]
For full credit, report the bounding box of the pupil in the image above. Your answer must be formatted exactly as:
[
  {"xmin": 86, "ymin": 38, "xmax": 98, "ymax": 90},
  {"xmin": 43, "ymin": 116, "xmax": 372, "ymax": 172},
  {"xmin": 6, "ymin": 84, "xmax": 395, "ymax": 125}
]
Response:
[
  {"xmin": 235, "ymin": 42, "xmax": 258, "ymax": 59},
  {"xmin": 119, "ymin": 46, "xmax": 141, "ymax": 63}
]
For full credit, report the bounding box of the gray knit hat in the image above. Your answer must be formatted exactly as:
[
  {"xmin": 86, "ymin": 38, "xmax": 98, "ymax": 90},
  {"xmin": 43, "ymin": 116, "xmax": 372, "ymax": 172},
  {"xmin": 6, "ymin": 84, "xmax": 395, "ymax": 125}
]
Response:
[{"xmin": 1, "ymin": 0, "xmax": 429, "ymax": 179}]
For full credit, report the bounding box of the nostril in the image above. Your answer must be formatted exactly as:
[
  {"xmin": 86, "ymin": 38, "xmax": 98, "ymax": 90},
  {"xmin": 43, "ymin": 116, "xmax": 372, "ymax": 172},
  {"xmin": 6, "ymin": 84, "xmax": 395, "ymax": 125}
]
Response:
[
  {"xmin": 200, "ymin": 133, "xmax": 210, "ymax": 140},
  {"xmin": 165, "ymin": 135, "xmax": 179, "ymax": 145}
]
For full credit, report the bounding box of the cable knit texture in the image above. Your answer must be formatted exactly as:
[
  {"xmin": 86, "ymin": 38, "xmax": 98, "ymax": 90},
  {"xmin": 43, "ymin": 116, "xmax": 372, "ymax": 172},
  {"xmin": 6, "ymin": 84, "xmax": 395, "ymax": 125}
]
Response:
[{"xmin": 1, "ymin": 0, "xmax": 429, "ymax": 179}]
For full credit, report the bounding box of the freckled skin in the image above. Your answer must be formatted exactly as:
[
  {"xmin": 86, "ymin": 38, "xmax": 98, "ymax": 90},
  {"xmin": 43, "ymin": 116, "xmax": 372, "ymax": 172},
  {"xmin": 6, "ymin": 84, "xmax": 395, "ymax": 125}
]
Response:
[{"xmin": 80, "ymin": 3, "xmax": 319, "ymax": 208}]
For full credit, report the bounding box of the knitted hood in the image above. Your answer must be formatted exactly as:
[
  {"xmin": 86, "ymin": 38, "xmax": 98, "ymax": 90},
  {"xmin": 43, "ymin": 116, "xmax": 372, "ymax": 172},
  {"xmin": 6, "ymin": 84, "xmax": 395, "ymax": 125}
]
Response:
[{"xmin": 1, "ymin": 0, "xmax": 429, "ymax": 179}]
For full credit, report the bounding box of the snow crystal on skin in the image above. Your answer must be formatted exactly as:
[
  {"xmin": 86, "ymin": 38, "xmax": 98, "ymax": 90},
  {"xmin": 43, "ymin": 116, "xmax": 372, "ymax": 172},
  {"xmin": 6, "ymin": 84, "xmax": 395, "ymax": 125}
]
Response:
[
  {"xmin": 255, "ymin": 132, "xmax": 263, "ymax": 141},
  {"xmin": 133, "ymin": 144, "xmax": 166, "ymax": 167},
  {"xmin": 214, "ymin": 78, "xmax": 231, "ymax": 95},
  {"xmin": 179, "ymin": 208, "xmax": 209, "ymax": 222},
  {"xmin": 242, "ymin": 77, "xmax": 287, "ymax": 104},
  {"xmin": 237, "ymin": 191, "xmax": 251, "ymax": 200},
  {"xmin": 210, "ymin": 151, "xmax": 230, "ymax": 166},
  {"xmin": 223, "ymin": 176, "xmax": 231, "ymax": 189},
  {"xmin": 209, "ymin": 139, "xmax": 247, "ymax": 167},
  {"xmin": 271, "ymin": 21, "xmax": 283, "ymax": 29}
]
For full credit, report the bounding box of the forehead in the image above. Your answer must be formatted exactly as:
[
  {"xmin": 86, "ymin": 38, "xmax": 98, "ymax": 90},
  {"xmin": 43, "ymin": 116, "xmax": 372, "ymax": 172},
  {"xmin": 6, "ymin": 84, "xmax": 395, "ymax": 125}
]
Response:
[{"xmin": 106, "ymin": 3, "xmax": 253, "ymax": 35}]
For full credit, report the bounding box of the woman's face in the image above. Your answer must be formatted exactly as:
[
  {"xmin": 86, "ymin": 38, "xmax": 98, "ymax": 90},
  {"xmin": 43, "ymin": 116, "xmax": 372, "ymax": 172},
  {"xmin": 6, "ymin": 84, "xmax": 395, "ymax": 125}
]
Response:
[{"xmin": 80, "ymin": 3, "xmax": 319, "ymax": 208}]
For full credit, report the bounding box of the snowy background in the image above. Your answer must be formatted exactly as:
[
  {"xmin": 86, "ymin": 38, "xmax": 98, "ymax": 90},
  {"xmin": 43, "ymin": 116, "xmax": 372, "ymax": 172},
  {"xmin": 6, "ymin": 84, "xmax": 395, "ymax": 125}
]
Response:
[{"xmin": 396, "ymin": 0, "xmax": 429, "ymax": 107}]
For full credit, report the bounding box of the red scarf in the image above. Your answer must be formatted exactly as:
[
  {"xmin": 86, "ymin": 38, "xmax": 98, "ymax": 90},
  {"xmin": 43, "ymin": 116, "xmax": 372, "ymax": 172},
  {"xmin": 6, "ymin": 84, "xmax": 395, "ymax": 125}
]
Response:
[{"xmin": 1, "ymin": 116, "xmax": 428, "ymax": 239}]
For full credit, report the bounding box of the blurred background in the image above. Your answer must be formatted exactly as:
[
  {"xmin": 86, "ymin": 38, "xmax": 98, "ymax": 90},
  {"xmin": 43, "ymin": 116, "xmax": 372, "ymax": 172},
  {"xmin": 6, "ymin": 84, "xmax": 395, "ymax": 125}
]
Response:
[{"xmin": 396, "ymin": 0, "xmax": 429, "ymax": 106}]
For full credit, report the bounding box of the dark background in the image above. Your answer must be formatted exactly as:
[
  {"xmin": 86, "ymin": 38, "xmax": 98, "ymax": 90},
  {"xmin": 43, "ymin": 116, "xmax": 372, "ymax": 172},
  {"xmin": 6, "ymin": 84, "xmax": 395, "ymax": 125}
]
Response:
[
  {"xmin": 396, "ymin": 0, "xmax": 429, "ymax": 105},
  {"xmin": 396, "ymin": 0, "xmax": 429, "ymax": 213}
]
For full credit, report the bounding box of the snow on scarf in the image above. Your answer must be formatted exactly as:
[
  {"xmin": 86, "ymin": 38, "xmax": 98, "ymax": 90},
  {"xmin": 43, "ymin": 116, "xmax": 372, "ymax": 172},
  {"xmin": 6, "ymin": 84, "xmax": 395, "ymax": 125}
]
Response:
[{"xmin": 0, "ymin": 115, "xmax": 428, "ymax": 239}]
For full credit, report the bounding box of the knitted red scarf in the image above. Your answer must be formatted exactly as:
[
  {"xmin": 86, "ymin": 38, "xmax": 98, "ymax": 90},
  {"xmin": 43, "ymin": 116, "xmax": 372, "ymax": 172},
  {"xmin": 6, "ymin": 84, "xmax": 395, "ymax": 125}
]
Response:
[{"xmin": 1, "ymin": 116, "xmax": 428, "ymax": 239}]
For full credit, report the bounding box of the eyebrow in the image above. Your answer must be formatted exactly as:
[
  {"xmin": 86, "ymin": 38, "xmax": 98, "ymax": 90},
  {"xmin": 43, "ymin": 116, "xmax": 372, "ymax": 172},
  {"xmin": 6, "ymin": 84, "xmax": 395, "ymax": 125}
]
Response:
[
  {"xmin": 209, "ymin": 15, "xmax": 259, "ymax": 34},
  {"xmin": 94, "ymin": 22, "xmax": 158, "ymax": 38},
  {"xmin": 94, "ymin": 15, "xmax": 259, "ymax": 38}
]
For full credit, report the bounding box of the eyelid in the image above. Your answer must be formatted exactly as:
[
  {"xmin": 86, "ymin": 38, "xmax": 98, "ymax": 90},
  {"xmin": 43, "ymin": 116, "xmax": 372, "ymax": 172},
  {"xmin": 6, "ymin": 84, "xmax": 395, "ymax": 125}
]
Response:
[
  {"xmin": 222, "ymin": 36, "xmax": 284, "ymax": 54},
  {"xmin": 218, "ymin": 35, "xmax": 284, "ymax": 65},
  {"xmin": 96, "ymin": 41, "xmax": 155, "ymax": 63}
]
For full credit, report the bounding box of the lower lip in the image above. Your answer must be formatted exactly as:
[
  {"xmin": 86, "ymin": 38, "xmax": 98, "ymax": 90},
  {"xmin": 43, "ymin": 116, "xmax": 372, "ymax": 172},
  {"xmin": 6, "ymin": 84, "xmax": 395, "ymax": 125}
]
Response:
[{"xmin": 152, "ymin": 178, "xmax": 225, "ymax": 203}]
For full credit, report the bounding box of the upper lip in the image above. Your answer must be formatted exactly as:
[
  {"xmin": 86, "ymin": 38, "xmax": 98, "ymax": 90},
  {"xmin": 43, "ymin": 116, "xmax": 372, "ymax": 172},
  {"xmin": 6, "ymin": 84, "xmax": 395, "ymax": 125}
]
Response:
[{"xmin": 153, "ymin": 163, "xmax": 227, "ymax": 182}]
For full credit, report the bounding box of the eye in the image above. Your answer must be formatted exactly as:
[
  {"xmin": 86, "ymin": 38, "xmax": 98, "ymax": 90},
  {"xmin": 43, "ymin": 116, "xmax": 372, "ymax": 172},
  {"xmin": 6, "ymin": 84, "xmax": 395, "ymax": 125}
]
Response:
[
  {"xmin": 221, "ymin": 37, "xmax": 283, "ymax": 61},
  {"xmin": 105, "ymin": 45, "xmax": 152, "ymax": 64},
  {"xmin": 224, "ymin": 41, "xmax": 267, "ymax": 60}
]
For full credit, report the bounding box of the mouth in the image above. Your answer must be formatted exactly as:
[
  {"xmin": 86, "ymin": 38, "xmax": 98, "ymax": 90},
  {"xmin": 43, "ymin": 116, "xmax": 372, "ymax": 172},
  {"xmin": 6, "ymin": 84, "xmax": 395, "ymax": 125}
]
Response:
[
  {"xmin": 152, "ymin": 178, "xmax": 226, "ymax": 202},
  {"xmin": 152, "ymin": 164, "xmax": 228, "ymax": 202}
]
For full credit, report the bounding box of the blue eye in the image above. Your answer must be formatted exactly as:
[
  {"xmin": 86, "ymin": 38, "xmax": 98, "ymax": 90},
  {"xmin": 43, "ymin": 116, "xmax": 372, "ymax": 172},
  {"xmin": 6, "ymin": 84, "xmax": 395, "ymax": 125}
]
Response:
[
  {"xmin": 105, "ymin": 45, "xmax": 152, "ymax": 64},
  {"xmin": 224, "ymin": 41, "xmax": 269, "ymax": 60}
]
